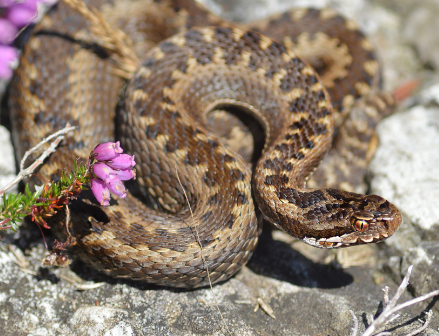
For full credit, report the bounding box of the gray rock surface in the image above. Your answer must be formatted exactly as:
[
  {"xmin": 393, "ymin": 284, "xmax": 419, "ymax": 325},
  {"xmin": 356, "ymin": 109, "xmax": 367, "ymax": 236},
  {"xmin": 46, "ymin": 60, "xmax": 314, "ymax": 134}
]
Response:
[
  {"xmin": 400, "ymin": 242, "xmax": 439, "ymax": 297},
  {"xmin": 0, "ymin": 234, "xmax": 436, "ymax": 336},
  {"xmin": 0, "ymin": 126, "xmax": 16, "ymax": 193},
  {"xmin": 403, "ymin": 2, "xmax": 439, "ymax": 70},
  {"xmin": 1, "ymin": 0, "xmax": 439, "ymax": 335},
  {"xmin": 370, "ymin": 101, "xmax": 439, "ymax": 238},
  {"xmin": 368, "ymin": 83, "xmax": 439, "ymax": 308}
]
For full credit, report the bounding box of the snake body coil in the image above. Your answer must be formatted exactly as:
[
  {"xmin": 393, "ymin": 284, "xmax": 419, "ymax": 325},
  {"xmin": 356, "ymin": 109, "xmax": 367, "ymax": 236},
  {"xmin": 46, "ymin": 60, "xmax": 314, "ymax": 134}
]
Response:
[{"xmin": 9, "ymin": 0, "xmax": 401, "ymax": 288}]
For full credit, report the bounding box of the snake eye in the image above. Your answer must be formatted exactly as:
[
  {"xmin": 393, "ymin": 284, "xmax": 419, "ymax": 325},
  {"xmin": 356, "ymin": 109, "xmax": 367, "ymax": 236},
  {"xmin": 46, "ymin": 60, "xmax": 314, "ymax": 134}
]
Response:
[{"xmin": 353, "ymin": 219, "xmax": 369, "ymax": 232}]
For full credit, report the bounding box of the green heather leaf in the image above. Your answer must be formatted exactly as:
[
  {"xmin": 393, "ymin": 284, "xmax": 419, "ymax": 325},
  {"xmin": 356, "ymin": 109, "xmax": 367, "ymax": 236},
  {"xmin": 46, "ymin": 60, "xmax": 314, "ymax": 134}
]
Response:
[
  {"xmin": 1, "ymin": 194, "xmax": 6, "ymax": 210},
  {"xmin": 3, "ymin": 193, "xmax": 10, "ymax": 208},
  {"xmin": 52, "ymin": 183, "xmax": 59, "ymax": 196},
  {"xmin": 8, "ymin": 194, "xmax": 20, "ymax": 209}
]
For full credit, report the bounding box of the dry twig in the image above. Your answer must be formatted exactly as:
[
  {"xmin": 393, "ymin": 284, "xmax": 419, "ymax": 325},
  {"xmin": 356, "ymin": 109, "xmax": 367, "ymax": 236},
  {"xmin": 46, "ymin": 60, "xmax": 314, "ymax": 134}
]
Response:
[
  {"xmin": 404, "ymin": 310, "xmax": 433, "ymax": 336},
  {"xmin": 351, "ymin": 265, "xmax": 439, "ymax": 336},
  {"xmin": 350, "ymin": 310, "xmax": 359, "ymax": 336},
  {"xmin": 0, "ymin": 124, "xmax": 75, "ymax": 195}
]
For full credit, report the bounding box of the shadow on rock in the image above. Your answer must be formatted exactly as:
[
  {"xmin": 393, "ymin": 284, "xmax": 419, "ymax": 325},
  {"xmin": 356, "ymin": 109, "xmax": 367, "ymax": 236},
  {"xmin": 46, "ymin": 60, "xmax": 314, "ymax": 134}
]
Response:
[
  {"xmin": 247, "ymin": 229, "xmax": 353, "ymax": 289},
  {"xmin": 67, "ymin": 260, "xmax": 199, "ymax": 293}
]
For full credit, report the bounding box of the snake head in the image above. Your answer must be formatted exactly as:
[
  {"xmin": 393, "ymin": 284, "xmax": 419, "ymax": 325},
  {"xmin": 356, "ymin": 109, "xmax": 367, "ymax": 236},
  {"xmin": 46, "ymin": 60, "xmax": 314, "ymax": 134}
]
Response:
[{"xmin": 302, "ymin": 194, "xmax": 402, "ymax": 248}]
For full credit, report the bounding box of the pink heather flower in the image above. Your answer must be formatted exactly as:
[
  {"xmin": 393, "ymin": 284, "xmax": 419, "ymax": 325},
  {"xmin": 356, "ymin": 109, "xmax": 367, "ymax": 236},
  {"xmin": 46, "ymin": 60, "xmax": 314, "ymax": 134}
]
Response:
[
  {"xmin": 90, "ymin": 162, "xmax": 116, "ymax": 182},
  {"xmin": 6, "ymin": 6, "xmax": 35, "ymax": 27},
  {"xmin": 106, "ymin": 154, "xmax": 136, "ymax": 170},
  {"xmin": 92, "ymin": 141, "xmax": 123, "ymax": 161},
  {"xmin": 114, "ymin": 168, "xmax": 136, "ymax": 181},
  {"xmin": 89, "ymin": 142, "xmax": 136, "ymax": 205},
  {"xmin": 0, "ymin": 0, "xmax": 58, "ymax": 81},
  {"xmin": 0, "ymin": 18, "xmax": 18, "ymax": 44},
  {"xmin": 6, "ymin": 0, "xmax": 38, "ymax": 27},
  {"xmin": 0, "ymin": 44, "xmax": 18, "ymax": 79},
  {"xmin": 90, "ymin": 178, "xmax": 111, "ymax": 206},
  {"xmin": 0, "ymin": 0, "xmax": 14, "ymax": 8},
  {"xmin": 105, "ymin": 175, "xmax": 127, "ymax": 198}
]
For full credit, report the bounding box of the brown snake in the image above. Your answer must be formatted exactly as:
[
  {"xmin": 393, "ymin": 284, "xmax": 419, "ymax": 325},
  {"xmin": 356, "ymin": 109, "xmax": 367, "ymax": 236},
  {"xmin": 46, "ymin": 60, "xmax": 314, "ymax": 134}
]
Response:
[{"xmin": 9, "ymin": 0, "xmax": 402, "ymax": 288}]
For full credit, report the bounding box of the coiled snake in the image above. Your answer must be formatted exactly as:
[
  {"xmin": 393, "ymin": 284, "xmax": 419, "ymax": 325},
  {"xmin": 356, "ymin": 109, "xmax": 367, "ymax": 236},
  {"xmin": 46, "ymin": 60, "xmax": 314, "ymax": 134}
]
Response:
[{"xmin": 9, "ymin": 0, "xmax": 402, "ymax": 288}]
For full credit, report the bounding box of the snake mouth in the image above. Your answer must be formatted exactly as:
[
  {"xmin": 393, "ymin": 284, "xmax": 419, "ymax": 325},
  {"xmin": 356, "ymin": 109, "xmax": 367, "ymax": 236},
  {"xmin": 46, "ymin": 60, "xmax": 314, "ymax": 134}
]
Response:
[
  {"xmin": 302, "ymin": 231, "xmax": 386, "ymax": 248},
  {"xmin": 302, "ymin": 236, "xmax": 345, "ymax": 248}
]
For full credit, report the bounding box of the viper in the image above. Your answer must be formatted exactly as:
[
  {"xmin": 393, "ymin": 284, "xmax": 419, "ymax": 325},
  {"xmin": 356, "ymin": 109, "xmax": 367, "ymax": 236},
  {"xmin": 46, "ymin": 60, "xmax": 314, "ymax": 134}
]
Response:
[{"xmin": 9, "ymin": 0, "xmax": 402, "ymax": 288}]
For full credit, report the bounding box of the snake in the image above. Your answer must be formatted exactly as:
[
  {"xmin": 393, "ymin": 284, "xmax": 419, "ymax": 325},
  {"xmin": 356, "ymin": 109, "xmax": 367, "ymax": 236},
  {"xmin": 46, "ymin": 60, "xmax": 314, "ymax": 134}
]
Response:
[{"xmin": 9, "ymin": 0, "xmax": 402, "ymax": 288}]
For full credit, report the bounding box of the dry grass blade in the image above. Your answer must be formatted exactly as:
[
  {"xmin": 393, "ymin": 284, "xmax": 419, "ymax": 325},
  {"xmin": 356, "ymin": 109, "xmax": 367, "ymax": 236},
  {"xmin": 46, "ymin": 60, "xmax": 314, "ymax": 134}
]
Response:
[
  {"xmin": 61, "ymin": 0, "xmax": 139, "ymax": 79},
  {"xmin": 257, "ymin": 298, "xmax": 276, "ymax": 319},
  {"xmin": 58, "ymin": 273, "xmax": 105, "ymax": 290},
  {"xmin": 6, "ymin": 245, "xmax": 37, "ymax": 275},
  {"xmin": 175, "ymin": 166, "xmax": 232, "ymax": 336}
]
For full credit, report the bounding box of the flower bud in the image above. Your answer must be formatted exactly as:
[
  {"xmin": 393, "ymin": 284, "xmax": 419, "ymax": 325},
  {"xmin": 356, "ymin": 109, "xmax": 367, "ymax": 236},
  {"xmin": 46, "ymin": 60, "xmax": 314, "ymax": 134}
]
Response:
[
  {"xmin": 106, "ymin": 154, "xmax": 136, "ymax": 170},
  {"xmin": 57, "ymin": 254, "xmax": 70, "ymax": 267},
  {"xmin": 90, "ymin": 178, "xmax": 111, "ymax": 206},
  {"xmin": 92, "ymin": 141, "xmax": 123, "ymax": 161}
]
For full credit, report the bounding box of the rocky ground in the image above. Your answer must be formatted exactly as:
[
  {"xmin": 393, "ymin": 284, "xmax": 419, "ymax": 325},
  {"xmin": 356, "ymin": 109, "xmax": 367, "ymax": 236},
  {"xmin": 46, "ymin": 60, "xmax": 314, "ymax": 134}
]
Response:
[{"xmin": 1, "ymin": 0, "xmax": 439, "ymax": 335}]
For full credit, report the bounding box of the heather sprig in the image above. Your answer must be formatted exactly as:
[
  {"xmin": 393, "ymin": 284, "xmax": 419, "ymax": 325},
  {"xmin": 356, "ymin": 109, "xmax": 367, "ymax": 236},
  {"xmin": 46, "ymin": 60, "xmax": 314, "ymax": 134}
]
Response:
[
  {"xmin": 28, "ymin": 164, "xmax": 89, "ymax": 229},
  {"xmin": 1, "ymin": 140, "xmax": 136, "ymax": 235},
  {"xmin": 0, "ymin": 184, "xmax": 45, "ymax": 231},
  {"xmin": 0, "ymin": 164, "xmax": 89, "ymax": 231}
]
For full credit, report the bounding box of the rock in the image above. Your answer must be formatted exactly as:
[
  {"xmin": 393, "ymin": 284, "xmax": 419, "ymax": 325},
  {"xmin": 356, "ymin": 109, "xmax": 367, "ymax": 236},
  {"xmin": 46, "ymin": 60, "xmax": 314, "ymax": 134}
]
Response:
[
  {"xmin": 403, "ymin": 3, "xmax": 439, "ymax": 71},
  {"xmin": 401, "ymin": 242, "xmax": 439, "ymax": 297},
  {"xmin": 369, "ymin": 92, "xmax": 439, "ymax": 245},
  {"xmin": 0, "ymin": 235, "xmax": 436, "ymax": 335},
  {"xmin": 199, "ymin": 0, "xmax": 369, "ymax": 22},
  {"xmin": 369, "ymin": 82, "xmax": 439, "ymax": 308},
  {"xmin": 0, "ymin": 125, "xmax": 16, "ymax": 194},
  {"xmin": 69, "ymin": 307, "xmax": 138, "ymax": 336},
  {"xmin": 369, "ymin": 83, "xmax": 439, "ymax": 303}
]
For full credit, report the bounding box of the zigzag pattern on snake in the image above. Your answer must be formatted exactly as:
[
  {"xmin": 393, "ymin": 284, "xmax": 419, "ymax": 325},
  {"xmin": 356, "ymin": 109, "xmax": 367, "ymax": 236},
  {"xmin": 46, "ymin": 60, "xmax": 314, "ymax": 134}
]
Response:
[{"xmin": 9, "ymin": 0, "xmax": 402, "ymax": 288}]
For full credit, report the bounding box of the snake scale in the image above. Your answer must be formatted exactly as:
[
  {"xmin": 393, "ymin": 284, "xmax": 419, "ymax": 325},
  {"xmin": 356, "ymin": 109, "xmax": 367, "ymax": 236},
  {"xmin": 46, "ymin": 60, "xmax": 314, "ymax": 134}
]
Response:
[{"xmin": 9, "ymin": 0, "xmax": 402, "ymax": 288}]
